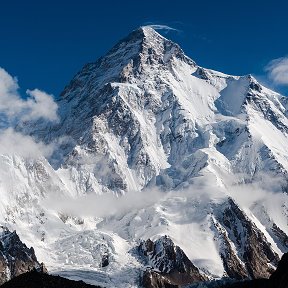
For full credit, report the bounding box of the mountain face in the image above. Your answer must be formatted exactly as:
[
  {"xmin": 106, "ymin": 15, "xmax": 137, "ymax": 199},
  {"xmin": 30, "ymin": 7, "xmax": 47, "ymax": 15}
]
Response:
[{"xmin": 1, "ymin": 27, "xmax": 288, "ymax": 287}]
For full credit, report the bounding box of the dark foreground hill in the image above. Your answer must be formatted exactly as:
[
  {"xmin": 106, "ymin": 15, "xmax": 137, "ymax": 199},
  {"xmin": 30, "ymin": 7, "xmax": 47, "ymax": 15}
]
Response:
[
  {"xmin": 2, "ymin": 253, "xmax": 287, "ymax": 288},
  {"xmin": 0, "ymin": 270, "xmax": 102, "ymax": 288}
]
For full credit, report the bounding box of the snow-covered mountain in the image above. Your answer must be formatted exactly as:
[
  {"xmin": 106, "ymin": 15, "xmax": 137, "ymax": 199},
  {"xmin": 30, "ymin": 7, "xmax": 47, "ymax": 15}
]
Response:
[{"xmin": 1, "ymin": 26, "xmax": 288, "ymax": 287}]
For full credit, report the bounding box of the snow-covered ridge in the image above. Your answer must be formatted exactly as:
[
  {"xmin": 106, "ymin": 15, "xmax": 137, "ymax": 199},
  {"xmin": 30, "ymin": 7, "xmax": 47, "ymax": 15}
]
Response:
[{"xmin": 1, "ymin": 26, "xmax": 288, "ymax": 287}]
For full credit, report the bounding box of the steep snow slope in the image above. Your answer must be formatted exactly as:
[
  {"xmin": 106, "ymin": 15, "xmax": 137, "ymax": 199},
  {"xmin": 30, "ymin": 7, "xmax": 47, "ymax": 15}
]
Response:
[{"xmin": 1, "ymin": 27, "xmax": 288, "ymax": 287}]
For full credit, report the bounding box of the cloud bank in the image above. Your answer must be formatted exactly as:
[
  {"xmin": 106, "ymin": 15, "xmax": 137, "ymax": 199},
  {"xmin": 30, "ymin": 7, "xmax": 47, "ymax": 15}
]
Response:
[
  {"xmin": 44, "ymin": 188, "xmax": 165, "ymax": 219},
  {"xmin": 265, "ymin": 57, "xmax": 288, "ymax": 86}
]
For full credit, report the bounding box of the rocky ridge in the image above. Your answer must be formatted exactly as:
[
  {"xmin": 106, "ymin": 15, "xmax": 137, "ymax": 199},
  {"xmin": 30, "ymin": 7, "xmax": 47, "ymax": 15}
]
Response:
[
  {"xmin": 138, "ymin": 236, "xmax": 206, "ymax": 287},
  {"xmin": 0, "ymin": 227, "xmax": 42, "ymax": 285}
]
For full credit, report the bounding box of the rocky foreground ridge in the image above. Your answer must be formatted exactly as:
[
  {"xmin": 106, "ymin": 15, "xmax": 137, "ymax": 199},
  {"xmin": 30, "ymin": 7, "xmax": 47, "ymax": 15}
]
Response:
[
  {"xmin": 1, "ymin": 250, "xmax": 288, "ymax": 288},
  {"xmin": 0, "ymin": 228, "xmax": 287, "ymax": 288}
]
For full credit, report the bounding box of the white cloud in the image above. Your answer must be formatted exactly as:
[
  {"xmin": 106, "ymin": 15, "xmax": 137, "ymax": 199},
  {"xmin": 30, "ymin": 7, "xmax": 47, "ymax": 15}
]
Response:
[
  {"xmin": 265, "ymin": 57, "xmax": 288, "ymax": 86},
  {"xmin": 0, "ymin": 67, "xmax": 59, "ymax": 159},
  {"xmin": 0, "ymin": 68, "xmax": 24, "ymax": 119},
  {"xmin": 25, "ymin": 89, "xmax": 58, "ymax": 122},
  {"xmin": 0, "ymin": 67, "xmax": 59, "ymax": 123}
]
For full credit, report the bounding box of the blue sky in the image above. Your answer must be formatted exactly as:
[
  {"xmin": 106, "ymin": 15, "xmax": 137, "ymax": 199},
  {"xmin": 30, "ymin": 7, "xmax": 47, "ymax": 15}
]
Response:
[{"xmin": 0, "ymin": 0, "xmax": 287, "ymax": 96}]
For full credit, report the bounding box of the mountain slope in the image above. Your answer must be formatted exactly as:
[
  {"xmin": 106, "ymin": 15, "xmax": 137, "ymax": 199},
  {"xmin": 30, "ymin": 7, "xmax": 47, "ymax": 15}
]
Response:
[{"xmin": 1, "ymin": 27, "xmax": 288, "ymax": 287}]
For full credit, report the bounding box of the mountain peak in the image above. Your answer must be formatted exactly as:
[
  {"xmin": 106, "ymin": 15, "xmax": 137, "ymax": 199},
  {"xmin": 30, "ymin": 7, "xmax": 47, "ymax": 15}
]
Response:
[
  {"xmin": 121, "ymin": 25, "xmax": 167, "ymax": 44},
  {"xmin": 107, "ymin": 26, "xmax": 164, "ymax": 54},
  {"xmin": 60, "ymin": 26, "xmax": 195, "ymax": 100},
  {"xmin": 104, "ymin": 25, "xmax": 195, "ymax": 67}
]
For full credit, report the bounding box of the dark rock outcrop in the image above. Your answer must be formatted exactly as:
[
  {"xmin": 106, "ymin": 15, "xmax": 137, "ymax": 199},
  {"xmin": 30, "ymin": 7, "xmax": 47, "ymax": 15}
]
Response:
[
  {"xmin": 269, "ymin": 252, "xmax": 288, "ymax": 288},
  {"xmin": 0, "ymin": 227, "xmax": 41, "ymax": 285},
  {"xmin": 138, "ymin": 235, "xmax": 206, "ymax": 287}
]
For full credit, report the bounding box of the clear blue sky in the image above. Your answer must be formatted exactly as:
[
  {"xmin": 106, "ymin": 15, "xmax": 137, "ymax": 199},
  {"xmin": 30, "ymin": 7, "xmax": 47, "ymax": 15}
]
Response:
[{"xmin": 1, "ymin": 0, "xmax": 287, "ymax": 96}]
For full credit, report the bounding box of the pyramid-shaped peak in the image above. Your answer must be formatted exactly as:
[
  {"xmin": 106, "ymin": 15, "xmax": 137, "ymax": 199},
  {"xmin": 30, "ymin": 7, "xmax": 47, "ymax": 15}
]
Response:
[
  {"xmin": 112, "ymin": 25, "xmax": 170, "ymax": 50},
  {"xmin": 108, "ymin": 26, "xmax": 195, "ymax": 66},
  {"xmin": 89, "ymin": 25, "xmax": 195, "ymax": 76},
  {"xmin": 60, "ymin": 26, "xmax": 197, "ymax": 100}
]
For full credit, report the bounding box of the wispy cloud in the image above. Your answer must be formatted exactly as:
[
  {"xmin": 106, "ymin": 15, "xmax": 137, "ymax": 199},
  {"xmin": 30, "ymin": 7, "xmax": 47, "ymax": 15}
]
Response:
[
  {"xmin": 265, "ymin": 56, "xmax": 288, "ymax": 86},
  {"xmin": 145, "ymin": 24, "xmax": 179, "ymax": 32}
]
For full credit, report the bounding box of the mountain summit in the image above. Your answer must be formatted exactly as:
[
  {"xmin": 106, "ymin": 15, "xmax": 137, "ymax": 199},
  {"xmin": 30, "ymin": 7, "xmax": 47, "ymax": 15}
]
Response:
[{"xmin": 1, "ymin": 27, "xmax": 288, "ymax": 287}]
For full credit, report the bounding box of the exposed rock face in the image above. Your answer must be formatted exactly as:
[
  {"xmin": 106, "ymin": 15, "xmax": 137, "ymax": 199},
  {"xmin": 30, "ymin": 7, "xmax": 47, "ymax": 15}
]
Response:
[
  {"xmin": 0, "ymin": 228, "xmax": 41, "ymax": 285},
  {"xmin": 219, "ymin": 253, "xmax": 288, "ymax": 288},
  {"xmin": 138, "ymin": 236, "xmax": 206, "ymax": 287},
  {"xmin": 211, "ymin": 218, "xmax": 248, "ymax": 280},
  {"xmin": 142, "ymin": 270, "xmax": 177, "ymax": 288},
  {"xmin": 212, "ymin": 198, "xmax": 279, "ymax": 280}
]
